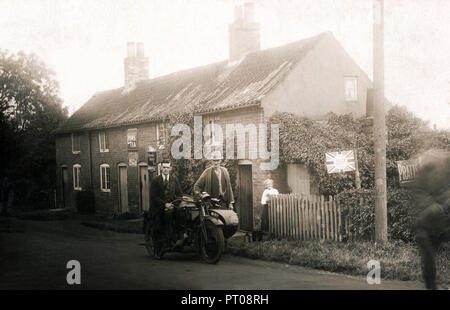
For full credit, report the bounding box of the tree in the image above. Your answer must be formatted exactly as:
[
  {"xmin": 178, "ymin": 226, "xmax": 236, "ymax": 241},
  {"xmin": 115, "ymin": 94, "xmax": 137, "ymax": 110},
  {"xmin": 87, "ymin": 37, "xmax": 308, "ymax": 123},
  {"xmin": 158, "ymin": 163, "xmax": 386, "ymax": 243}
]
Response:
[{"xmin": 0, "ymin": 49, "xmax": 68, "ymax": 208}]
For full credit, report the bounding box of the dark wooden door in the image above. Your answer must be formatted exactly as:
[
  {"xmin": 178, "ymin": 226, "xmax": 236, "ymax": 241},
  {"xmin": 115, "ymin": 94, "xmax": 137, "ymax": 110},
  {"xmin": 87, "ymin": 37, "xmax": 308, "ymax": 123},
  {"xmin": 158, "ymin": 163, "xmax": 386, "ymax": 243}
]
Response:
[
  {"xmin": 61, "ymin": 167, "xmax": 69, "ymax": 209},
  {"xmin": 238, "ymin": 164, "xmax": 253, "ymax": 231},
  {"xmin": 119, "ymin": 166, "xmax": 129, "ymax": 213},
  {"xmin": 139, "ymin": 166, "xmax": 150, "ymax": 212}
]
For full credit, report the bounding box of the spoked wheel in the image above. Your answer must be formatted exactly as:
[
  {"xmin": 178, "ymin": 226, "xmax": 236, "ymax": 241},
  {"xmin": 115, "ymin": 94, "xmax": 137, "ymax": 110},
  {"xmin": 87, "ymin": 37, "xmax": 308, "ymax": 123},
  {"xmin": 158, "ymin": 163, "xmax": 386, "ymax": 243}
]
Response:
[{"xmin": 199, "ymin": 221, "xmax": 225, "ymax": 264}]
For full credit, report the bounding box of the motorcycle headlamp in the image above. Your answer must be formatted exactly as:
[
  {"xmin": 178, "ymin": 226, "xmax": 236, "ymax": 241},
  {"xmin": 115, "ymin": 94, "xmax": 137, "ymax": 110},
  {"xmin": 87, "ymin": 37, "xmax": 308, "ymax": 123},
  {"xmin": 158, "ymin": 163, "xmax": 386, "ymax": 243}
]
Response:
[{"xmin": 210, "ymin": 211, "xmax": 220, "ymax": 219}]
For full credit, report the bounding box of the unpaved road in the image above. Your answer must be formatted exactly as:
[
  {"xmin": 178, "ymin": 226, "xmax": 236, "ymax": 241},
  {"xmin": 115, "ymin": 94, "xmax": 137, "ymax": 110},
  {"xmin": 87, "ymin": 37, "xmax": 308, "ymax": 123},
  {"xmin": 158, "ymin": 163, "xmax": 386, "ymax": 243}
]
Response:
[{"xmin": 0, "ymin": 217, "xmax": 424, "ymax": 290}]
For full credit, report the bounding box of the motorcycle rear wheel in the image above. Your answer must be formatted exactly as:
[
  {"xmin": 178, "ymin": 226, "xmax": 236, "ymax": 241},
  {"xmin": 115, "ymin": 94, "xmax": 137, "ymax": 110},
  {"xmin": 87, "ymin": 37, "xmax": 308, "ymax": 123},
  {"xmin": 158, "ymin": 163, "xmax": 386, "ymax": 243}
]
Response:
[{"xmin": 199, "ymin": 221, "xmax": 225, "ymax": 264}]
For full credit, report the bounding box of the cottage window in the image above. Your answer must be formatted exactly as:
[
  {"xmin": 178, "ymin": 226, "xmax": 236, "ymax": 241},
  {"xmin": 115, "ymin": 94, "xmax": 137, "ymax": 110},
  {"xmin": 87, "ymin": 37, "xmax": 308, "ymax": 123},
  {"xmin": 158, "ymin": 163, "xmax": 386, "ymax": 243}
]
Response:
[
  {"xmin": 157, "ymin": 122, "xmax": 167, "ymax": 147},
  {"xmin": 344, "ymin": 76, "xmax": 358, "ymax": 101},
  {"xmin": 207, "ymin": 117, "xmax": 221, "ymax": 145},
  {"xmin": 72, "ymin": 133, "xmax": 81, "ymax": 154},
  {"xmin": 100, "ymin": 164, "xmax": 111, "ymax": 192},
  {"xmin": 99, "ymin": 131, "xmax": 109, "ymax": 152},
  {"xmin": 73, "ymin": 164, "xmax": 81, "ymax": 190}
]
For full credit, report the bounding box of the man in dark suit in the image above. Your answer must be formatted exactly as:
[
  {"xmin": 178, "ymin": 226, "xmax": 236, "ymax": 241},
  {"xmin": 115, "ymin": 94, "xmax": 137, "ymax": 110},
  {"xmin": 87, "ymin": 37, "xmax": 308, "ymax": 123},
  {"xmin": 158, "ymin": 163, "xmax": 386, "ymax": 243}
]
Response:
[{"xmin": 150, "ymin": 159, "xmax": 183, "ymax": 258}]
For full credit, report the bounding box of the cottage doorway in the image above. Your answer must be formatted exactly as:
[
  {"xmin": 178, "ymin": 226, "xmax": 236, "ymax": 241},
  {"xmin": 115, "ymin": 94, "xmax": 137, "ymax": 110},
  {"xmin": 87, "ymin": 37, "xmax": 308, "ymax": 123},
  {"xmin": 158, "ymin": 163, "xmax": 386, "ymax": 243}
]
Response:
[
  {"xmin": 139, "ymin": 164, "xmax": 150, "ymax": 212},
  {"xmin": 238, "ymin": 164, "xmax": 253, "ymax": 231},
  {"xmin": 61, "ymin": 166, "xmax": 69, "ymax": 209},
  {"xmin": 118, "ymin": 164, "xmax": 129, "ymax": 213},
  {"xmin": 287, "ymin": 164, "xmax": 310, "ymax": 195}
]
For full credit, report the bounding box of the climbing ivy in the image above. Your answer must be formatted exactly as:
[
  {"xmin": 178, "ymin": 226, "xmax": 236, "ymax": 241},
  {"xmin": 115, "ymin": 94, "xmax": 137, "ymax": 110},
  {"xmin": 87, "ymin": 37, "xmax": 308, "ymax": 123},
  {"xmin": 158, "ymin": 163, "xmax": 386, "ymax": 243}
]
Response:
[
  {"xmin": 166, "ymin": 112, "xmax": 238, "ymax": 196},
  {"xmin": 270, "ymin": 105, "xmax": 449, "ymax": 196}
]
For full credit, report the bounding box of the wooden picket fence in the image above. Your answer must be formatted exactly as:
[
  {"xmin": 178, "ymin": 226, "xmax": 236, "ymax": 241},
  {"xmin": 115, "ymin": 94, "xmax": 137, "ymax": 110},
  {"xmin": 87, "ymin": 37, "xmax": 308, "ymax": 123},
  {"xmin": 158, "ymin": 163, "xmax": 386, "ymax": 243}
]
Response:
[{"xmin": 268, "ymin": 194, "xmax": 355, "ymax": 241}]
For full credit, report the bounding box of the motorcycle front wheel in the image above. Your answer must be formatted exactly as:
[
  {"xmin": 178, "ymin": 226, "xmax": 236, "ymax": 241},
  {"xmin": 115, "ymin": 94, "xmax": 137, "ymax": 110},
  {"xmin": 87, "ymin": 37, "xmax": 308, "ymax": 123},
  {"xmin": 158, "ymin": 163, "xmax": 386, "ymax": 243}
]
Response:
[{"xmin": 199, "ymin": 221, "xmax": 225, "ymax": 264}]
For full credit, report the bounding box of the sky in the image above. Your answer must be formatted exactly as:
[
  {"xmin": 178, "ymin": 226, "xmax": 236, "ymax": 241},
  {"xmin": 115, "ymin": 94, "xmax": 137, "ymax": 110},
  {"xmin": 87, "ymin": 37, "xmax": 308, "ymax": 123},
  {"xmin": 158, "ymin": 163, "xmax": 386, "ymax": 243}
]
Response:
[{"xmin": 1, "ymin": 0, "xmax": 449, "ymax": 129}]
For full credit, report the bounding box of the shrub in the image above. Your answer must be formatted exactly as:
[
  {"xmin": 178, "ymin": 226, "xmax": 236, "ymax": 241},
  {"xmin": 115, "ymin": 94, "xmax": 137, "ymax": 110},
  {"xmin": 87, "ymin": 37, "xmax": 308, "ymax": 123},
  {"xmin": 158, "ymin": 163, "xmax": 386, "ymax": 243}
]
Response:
[
  {"xmin": 75, "ymin": 190, "xmax": 95, "ymax": 214},
  {"xmin": 337, "ymin": 188, "xmax": 418, "ymax": 242},
  {"xmin": 387, "ymin": 188, "xmax": 417, "ymax": 242}
]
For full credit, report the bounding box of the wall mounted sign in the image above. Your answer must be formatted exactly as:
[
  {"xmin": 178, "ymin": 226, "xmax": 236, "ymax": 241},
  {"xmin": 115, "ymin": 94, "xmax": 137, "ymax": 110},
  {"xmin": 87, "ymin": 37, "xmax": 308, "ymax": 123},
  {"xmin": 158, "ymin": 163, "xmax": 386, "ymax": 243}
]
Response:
[
  {"xmin": 127, "ymin": 128, "xmax": 137, "ymax": 150},
  {"xmin": 128, "ymin": 151, "xmax": 138, "ymax": 167},
  {"xmin": 325, "ymin": 150, "xmax": 355, "ymax": 173}
]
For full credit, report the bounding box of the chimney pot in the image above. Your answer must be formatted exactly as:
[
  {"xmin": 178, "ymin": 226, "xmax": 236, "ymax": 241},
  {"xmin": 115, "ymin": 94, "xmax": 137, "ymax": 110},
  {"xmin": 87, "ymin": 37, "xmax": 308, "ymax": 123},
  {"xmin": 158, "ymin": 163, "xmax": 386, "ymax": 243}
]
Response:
[
  {"xmin": 229, "ymin": 2, "xmax": 260, "ymax": 62},
  {"xmin": 136, "ymin": 42, "xmax": 145, "ymax": 57},
  {"xmin": 124, "ymin": 42, "xmax": 148, "ymax": 93},
  {"xmin": 127, "ymin": 42, "xmax": 136, "ymax": 58},
  {"xmin": 244, "ymin": 2, "xmax": 255, "ymax": 22},
  {"xmin": 234, "ymin": 5, "xmax": 243, "ymax": 22}
]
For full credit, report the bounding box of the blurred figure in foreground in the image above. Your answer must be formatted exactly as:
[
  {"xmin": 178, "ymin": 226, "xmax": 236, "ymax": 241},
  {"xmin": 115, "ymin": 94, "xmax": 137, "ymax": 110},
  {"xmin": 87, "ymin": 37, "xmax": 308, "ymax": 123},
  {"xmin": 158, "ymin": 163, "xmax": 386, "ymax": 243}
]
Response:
[{"xmin": 410, "ymin": 151, "xmax": 450, "ymax": 290}]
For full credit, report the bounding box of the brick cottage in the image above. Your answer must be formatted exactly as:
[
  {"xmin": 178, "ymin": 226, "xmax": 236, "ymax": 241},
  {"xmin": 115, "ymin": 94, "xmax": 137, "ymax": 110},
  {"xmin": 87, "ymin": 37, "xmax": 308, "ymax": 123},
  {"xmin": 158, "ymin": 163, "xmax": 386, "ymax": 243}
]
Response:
[{"xmin": 55, "ymin": 3, "xmax": 374, "ymax": 230}]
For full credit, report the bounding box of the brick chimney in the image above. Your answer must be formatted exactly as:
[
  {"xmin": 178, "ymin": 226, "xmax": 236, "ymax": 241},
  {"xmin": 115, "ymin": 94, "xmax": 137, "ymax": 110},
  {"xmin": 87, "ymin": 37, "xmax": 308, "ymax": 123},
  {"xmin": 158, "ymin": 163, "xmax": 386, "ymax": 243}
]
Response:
[
  {"xmin": 124, "ymin": 42, "xmax": 149, "ymax": 93},
  {"xmin": 228, "ymin": 2, "xmax": 260, "ymax": 63}
]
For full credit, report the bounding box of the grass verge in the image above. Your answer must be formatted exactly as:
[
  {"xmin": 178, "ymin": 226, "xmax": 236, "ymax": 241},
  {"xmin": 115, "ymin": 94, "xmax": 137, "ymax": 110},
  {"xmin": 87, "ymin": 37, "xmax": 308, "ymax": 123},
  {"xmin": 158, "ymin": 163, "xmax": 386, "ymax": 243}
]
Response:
[{"xmin": 225, "ymin": 237, "xmax": 450, "ymax": 287}]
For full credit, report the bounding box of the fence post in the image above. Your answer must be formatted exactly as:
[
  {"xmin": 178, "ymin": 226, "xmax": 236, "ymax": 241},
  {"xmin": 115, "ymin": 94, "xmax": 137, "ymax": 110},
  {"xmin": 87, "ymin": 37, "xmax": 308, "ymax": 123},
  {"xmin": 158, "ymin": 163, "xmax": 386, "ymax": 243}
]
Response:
[
  {"xmin": 312, "ymin": 195, "xmax": 320, "ymax": 240},
  {"xmin": 276, "ymin": 196, "xmax": 280, "ymax": 238},
  {"xmin": 293, "ymin": 195, "xmax": 298, "ymax": 240},
  {"xmin": 333, "ymin": 196, "xmax": 338, "ymax": 241},
  {"xmin": 329, "ymin": 196, "xmax": 335, "ymax": 241},
  {"xmin": 269, "ymin": 197, "xmax": 273, "ymax": 237},
  {"xmin": 288, "ymin": 195, "xmax": 292, "ymax": 239},
  {"xmin": 292, "ymin": 195, "xmax": 296, "ymax": 240},
  {"xmin": 307, "ymin": 197, "xmax": 312, "ymax": 240},
  {"xmin": 320, "ymin": 195, "xmax": 326, "ymax": 240},
  {"xmin": 310, "ymin": 196, "xmax": 314, "ymax": 240},
  {"xmin": 283, "ymin": 195, "xmax": 287, "ymax": 238},
  {"xmin": 296, "ymin": 195, "xmax": 300, "ymax": 240},
  {"xmin": 337, "ymin": 198, "xmax": 342, "ymax": 242},
  {"xmin": 299, "ymin": 196, "xmax": 304, "ymax": 240},
  {"xmin": 300, "ymin": 198, "xmax": 306, "ymax": 240},
  {"xmin": 312, "ymin": 196, "xmax": 320, "ymax": 241}
]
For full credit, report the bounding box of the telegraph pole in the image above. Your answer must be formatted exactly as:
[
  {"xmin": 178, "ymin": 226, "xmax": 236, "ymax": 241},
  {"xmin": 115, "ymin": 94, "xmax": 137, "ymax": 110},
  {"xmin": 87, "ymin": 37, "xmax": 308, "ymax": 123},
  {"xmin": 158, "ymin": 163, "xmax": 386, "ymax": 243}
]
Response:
[{"xmin": 373, "ymin": 0, "xmax": 388, "ymax": 242}]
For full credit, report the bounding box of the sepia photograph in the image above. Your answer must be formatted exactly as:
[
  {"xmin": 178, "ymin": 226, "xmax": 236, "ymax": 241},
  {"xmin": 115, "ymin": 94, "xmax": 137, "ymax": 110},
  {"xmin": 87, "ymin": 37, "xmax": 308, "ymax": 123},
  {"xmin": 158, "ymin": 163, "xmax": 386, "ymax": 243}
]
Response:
[{"xmin": 0, "ymin": 0, "xmax": 449, "ymax": 299}]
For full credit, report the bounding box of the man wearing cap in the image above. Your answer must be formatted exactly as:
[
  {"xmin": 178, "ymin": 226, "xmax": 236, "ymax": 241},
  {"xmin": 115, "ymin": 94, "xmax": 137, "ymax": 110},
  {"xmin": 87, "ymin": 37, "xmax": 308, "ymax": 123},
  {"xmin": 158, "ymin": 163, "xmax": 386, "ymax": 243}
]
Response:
[{"xmin": 194, "ymin": 151, "xmax": 234, "ymax": 209}]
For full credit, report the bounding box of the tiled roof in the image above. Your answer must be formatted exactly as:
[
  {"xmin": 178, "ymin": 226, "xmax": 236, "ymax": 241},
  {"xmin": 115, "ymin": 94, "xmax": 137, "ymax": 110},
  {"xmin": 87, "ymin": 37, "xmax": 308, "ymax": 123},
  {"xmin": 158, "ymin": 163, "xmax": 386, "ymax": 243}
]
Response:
[{"xmin": 56, "ymin": 32, "xmax": 329, "ymax": 133}]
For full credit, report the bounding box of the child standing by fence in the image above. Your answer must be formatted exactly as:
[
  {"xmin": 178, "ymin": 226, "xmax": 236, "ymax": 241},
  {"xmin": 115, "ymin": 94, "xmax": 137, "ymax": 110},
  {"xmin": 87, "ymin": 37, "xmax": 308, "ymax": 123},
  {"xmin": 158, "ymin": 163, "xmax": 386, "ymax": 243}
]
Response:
[{"xmin": 253, "ymin": 179, "xmax": 279, "ymax": 241}]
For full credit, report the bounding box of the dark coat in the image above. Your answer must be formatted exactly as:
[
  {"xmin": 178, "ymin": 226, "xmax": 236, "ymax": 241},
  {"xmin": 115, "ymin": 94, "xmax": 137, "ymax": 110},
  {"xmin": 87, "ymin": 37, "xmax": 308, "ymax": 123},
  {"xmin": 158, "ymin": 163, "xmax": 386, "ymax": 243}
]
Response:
[
  {"xmin": 193, "ymin": 166, "xmax": 234, "ymax": 205},
  {"xmin": 149, "ymin": 174, "xmax": 183, "ymax": 218}
]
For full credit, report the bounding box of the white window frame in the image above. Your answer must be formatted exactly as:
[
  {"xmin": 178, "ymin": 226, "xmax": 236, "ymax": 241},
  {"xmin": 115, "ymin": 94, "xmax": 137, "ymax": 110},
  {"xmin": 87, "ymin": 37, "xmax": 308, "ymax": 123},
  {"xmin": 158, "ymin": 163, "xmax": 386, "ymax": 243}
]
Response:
[
  {"xmin": 99, "ymin": 131, "xmax": 109, "ymax": 153},
  {"xmin": 206, "ymin": 116, "xmax": 221, "ymax": 146},
  {"xmin": 100, "ymin": 164, "xmax": 111, "ymax": 192},
  {"xmin": 71, "ymin": 133, "xmax": 81, "ymax": 154},
  {"xmin": 344, "ymin": 76, "xmax": 358, "ymax": 102},
  {"xmin": 156, "ymin": 122, "xmax": 167, "ymax": 148},
  {"xmin": 73, "ymin": 164, "xmax": 82, "ymax": 190}
]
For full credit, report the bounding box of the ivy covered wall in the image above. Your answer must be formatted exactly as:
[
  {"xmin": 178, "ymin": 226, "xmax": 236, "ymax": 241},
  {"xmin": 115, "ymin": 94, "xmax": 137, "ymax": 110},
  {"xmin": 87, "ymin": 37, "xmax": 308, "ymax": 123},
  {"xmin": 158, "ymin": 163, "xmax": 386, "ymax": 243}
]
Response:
[{"xmin": 270, "ymin": 105, "xmax": 449, "ymax": 196}]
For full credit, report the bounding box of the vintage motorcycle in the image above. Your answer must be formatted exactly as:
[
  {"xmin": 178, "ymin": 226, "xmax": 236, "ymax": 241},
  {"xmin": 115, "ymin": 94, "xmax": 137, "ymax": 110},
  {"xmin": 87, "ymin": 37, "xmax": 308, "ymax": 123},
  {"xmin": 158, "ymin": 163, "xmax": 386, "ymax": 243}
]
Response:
[{"xmin": 142, "ymin": 192, "xmax": 239, "ymax": 264}]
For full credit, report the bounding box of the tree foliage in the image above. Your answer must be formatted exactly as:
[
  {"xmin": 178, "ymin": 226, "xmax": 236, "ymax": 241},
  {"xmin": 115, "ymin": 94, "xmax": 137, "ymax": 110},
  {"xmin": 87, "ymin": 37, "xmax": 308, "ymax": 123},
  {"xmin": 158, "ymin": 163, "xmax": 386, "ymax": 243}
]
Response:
[{"xmin": 0, "ymin": 49, "xmax": 68, "ymax": 207}]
